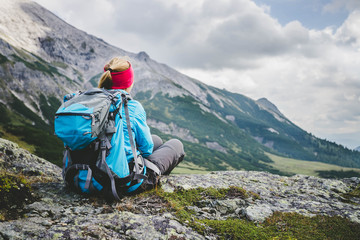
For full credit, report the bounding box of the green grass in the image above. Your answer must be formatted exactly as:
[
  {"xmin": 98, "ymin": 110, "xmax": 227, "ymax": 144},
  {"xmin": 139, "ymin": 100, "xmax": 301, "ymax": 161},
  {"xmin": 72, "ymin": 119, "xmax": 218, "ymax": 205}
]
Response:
[
  {"xmin": 264, "ymin": 152, "xmax": 360, "ymax": 177},
  {"xmin": 0, "ymin": 126, "xmax": 36, "ymax": 154},
  {"xmin": 51, "ymin": 61, "xmax": 69, "ymax": 69},
  {"xmin": 316, "ymin": 170, "xmax": 360, "ymax": 179},
  {"xmin": 342, "ymin": 184, "xmax": 360, "ymax": 204},
  {"xmin": 9, "ymin": 94, "xmax": 50, "ymax": 130},
  {"xmin": 89, "ymin": 72, "xmax": 102, "ymax": 87},
  {"xmin": 39, "ymin": 94, "xmax": 61, "ymax": 125},
  {"xmin": 170, "ymin": 162, "xmax": 210, "ymax": 174}
]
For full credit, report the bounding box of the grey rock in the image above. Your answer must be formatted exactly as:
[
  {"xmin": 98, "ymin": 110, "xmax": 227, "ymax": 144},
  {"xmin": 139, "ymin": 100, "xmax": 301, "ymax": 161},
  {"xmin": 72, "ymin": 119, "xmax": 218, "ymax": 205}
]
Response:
[
  {"xmin": 162, "ymin": 171, "xmax": 360, "ymax": 223},
  {"xmin": 0, "ymin": 138, "xmax": 205, "ymax": 239},
  {"xmin": 0, "ymin": 138, "xmax": 62, "ymax": 182},
  {"xmin": 1, "ymin": 138, "xmax": 360, "ymax": 239},
  {"xmin": 243, "ymin": 204, "xmax": 273, "ymax": 222}
]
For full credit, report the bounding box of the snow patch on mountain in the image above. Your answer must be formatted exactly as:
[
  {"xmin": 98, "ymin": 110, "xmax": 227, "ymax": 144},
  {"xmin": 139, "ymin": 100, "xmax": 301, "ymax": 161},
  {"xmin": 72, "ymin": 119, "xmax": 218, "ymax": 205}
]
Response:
[
  {"xmin": 206, "ymin": 141, "xmax": 228, "ymax": 153},
  {"xmin": 267, "ymin": 128, "xmax": 279, "ymax": 134}
]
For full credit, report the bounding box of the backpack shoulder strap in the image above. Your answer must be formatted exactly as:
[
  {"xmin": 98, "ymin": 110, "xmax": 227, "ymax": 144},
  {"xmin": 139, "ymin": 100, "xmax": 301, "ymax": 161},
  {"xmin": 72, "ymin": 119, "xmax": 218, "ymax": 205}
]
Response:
[
  {"xmin": 120, "ymin": 93, "xmax": 161, "ymax": 177},
  {"xmin": 121, "ymin": 93, "xmax": 147, "ymax": 181}
]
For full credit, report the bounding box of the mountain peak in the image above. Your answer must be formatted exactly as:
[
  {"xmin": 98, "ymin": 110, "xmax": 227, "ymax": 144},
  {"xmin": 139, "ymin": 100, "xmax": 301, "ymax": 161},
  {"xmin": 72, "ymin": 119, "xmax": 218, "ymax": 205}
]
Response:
[
  {"xmin": 256, "ymin": 97, "xmax": 285, "ymax": 119},
  {"xmin": 0, "ymin": 0, "xmax": 48, "ymax": 54},
  {"xmin": 136, "ymin": 51, "xmax": 150, "ymax": 61}
]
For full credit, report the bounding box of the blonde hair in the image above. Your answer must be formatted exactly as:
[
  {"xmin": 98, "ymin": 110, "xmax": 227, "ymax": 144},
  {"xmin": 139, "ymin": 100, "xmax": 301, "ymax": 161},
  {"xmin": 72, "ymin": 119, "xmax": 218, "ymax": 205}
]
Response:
[{"xmin": 98, "ymin": 57, "xmax": 131, "ymax": 89}]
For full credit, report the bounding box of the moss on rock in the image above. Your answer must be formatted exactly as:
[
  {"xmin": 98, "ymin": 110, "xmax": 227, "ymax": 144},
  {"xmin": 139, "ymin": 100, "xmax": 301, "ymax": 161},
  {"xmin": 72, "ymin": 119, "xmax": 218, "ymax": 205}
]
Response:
[
  {"xmin": 341, "ymin": 184, "xmax": 360, "ymax": 205},
  {"xmin": 0, "ymin": 171, "xmax": 35, "ymax": 221},
  {"xmin": 347, "ymin": 184, "xmax": 360, "ymax": 198}
]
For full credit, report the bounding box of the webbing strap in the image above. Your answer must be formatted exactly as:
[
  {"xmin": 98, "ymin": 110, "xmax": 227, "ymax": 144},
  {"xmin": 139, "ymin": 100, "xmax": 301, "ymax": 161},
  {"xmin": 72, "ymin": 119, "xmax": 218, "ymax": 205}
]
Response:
[
  {"xmin": 133, "ymin": 173, "xmax": 148, "ymax": 180},
  {"xmin": 104, "ymin": 137, "xmax": 112, "ymax": 149},
  {"xmin": 122, "ymin": 94, "xmax": 145, "ymax": 177},
  {"xmin": 96, "ymin": 157, "xmax": 102, "ymax": 169},
  {"xmin": 101, "ymin": 147, "xmax": 121, "ymax": 201},
  {"xmin": 84, "ymin": 167, "xmax": 92, "ymax": 190},
  {"xmin": 62, "ymin": 148, "xmax": 72, "ymax": 179},
  {"xmin": 74, "ymin": 172, "xmax": 80, "ymax": 190},
  {"xmin": 144, "ymin": 159, "xmax": 161, "ymax": 176},
  {"xmin": 62, "ymin": 149, "xmax": 67, "ymax": 179}
]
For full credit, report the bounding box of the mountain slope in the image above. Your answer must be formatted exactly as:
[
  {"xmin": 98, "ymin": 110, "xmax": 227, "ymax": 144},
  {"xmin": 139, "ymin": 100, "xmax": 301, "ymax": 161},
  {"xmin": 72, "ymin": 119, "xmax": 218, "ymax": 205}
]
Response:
[{"xmin": 0, "ymin": 0, "xmax": 360, "ymax": 175}]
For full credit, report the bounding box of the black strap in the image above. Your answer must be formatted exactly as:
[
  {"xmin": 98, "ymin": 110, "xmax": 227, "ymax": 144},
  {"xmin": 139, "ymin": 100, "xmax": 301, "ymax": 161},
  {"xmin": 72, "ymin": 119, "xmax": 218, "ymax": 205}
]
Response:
[{"xmin": 100, "ymin": 142, "xmax": 121, "ymax": 201}]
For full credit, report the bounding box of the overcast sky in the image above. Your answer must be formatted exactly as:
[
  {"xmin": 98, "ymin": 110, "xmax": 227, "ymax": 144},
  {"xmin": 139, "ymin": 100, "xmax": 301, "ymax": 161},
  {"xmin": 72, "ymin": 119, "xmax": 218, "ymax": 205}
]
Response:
[{"xmin": 33, "ymin": 0, "xmax": 360, "ymax": 149}]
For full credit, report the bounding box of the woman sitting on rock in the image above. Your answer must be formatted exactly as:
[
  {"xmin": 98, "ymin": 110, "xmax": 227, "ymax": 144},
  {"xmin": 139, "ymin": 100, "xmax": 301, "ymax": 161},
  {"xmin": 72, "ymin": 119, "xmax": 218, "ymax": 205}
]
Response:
[{"xmin": 98, "ymin": 57, "xmax": 185, "ymax": 190}]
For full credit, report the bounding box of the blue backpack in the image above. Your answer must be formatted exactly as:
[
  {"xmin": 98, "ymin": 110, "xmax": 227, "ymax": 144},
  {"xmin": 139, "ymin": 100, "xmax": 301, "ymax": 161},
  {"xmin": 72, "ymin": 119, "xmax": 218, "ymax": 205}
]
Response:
[{"xmin": 54, "ymin": 88, "xmax": 160, "ymax": 200}]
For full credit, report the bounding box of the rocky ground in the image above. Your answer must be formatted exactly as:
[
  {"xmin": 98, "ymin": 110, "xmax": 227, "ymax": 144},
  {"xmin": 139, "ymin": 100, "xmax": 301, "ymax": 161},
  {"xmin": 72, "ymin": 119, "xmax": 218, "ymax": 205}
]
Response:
[{"xmin": 0, "ymin": 137, "xmax": 359, "ymax": 239}]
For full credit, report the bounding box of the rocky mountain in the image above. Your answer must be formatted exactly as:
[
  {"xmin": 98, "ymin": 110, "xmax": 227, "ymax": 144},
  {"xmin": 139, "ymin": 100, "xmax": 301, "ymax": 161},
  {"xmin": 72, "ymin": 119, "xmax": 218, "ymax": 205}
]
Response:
[
  {"xmin": 1, "ymin": 138, "xmax": 360, "ymax": 239},
  {"xmin": 1, "ymin": 0, "xmax": 360, "ymax": 176}
]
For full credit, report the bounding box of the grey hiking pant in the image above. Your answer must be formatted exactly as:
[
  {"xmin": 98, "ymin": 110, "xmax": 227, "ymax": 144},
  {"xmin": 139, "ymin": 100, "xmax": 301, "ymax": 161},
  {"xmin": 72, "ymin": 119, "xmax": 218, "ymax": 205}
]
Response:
[{"xmin": 146, "ymin": 135, "xmax": 185, "ymax": 175}]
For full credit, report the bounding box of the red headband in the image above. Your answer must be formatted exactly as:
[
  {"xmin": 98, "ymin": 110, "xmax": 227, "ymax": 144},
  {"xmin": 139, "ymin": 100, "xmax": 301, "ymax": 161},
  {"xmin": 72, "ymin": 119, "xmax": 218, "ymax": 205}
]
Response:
[{"xmin": 104, "ymin": 62, "xmax": 134, "ymax": 89}]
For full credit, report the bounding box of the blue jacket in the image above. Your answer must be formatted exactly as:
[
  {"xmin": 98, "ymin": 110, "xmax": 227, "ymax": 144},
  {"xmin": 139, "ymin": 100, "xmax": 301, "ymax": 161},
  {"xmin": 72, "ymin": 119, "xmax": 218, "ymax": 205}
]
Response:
[{"xmin": 110, "ymin": 90, "xmax": 153, "ymax": 192}]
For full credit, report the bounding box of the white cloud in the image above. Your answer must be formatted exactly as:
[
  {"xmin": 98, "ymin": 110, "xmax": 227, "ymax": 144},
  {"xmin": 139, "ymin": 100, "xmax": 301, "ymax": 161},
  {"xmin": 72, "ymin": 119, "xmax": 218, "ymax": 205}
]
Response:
[
  {"xmin": 334, "ymin": 10, "xmax": 360, "ymax": 48},
  {"xmin": 182, "ymin": 9, "xmax": 360, "ymax": 148},
  {"xmin": 32, "ymin": 0, "xmax": 360, "ymax": 148}
]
